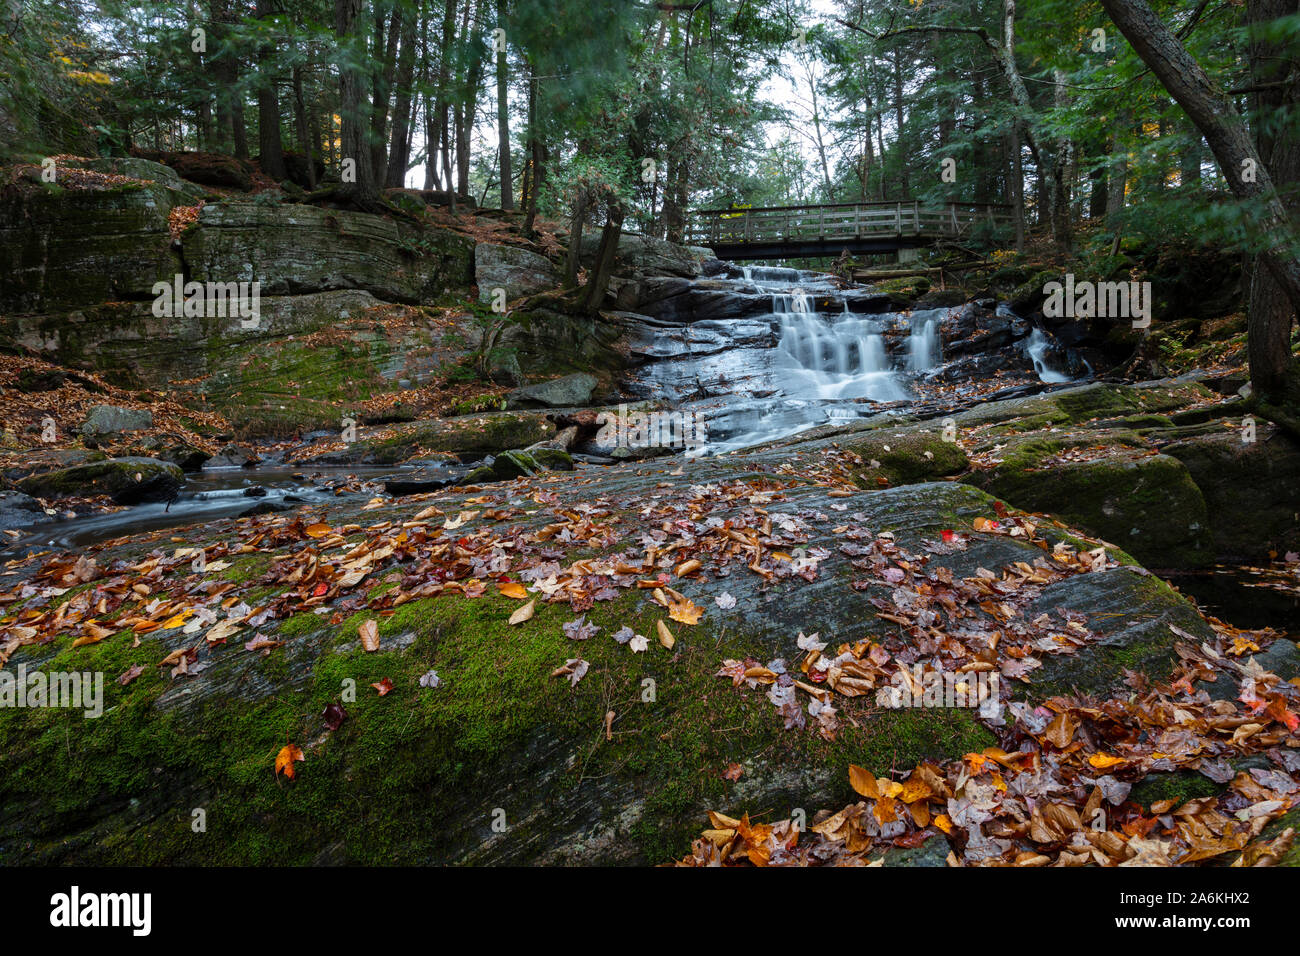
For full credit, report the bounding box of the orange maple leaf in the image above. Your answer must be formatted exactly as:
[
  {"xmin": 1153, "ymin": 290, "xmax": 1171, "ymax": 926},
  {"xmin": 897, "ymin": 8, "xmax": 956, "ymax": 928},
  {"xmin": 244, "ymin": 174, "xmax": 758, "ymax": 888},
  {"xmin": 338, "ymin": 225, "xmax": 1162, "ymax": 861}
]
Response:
[{"xmin": 275, "ymin": 744, "xmax": 304, "ymax": 779}]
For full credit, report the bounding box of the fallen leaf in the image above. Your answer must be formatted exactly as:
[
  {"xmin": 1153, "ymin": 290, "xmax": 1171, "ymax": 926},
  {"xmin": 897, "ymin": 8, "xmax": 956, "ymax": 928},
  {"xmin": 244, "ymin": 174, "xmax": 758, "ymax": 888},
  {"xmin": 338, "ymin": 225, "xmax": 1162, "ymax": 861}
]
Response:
[
  {"xmin": 275, "ymin": 744, "xmax": 304, "ymax": 779},
  {"xmin": 359, "ymin": 619, "xmax": 380, "ymax": 652}
]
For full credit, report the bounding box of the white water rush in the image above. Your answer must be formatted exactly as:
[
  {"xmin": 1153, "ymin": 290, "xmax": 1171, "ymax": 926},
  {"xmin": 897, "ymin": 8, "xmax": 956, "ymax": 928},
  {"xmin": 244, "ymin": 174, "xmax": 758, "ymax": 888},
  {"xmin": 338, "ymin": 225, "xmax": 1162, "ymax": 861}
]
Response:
[{"xmin": 772, "ymin": 290, "xmax": 909, "ymax": 401}]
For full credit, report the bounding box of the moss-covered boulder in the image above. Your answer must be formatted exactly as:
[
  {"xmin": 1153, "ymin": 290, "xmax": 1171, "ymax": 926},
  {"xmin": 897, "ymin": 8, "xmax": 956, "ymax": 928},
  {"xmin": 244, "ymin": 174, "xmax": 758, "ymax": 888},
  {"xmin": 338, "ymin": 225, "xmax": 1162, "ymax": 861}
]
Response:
[
  {"xmin": 847, "ymin": 426, "xmax": 968, "ymax": 486},
  {"xmin": 16, "ymin": 456, "xmax": 183, "ymax": 504},
  {"xmin": 963, "ymin": 450, "xmax": 1210, "ymax": 569},
  {"xmin": 0, "ymin": 177, "xmax": 185, "ymax": 313},
  {"xmin": 0, "ymin": 430, "xmax": 1229, "ymax": 865},
  {"xmin": 297, "ymin": 409, "xmax": 559, "ymax": 466},
  {"xmin": 1161, "ymin": 425, "xmax": 1300, "ymax": 561}
]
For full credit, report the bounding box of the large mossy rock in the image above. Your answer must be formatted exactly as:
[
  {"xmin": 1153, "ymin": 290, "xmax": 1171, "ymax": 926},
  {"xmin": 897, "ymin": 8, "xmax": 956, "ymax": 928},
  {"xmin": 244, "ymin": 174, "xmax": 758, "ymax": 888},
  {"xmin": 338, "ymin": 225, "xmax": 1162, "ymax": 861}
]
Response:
[
  {"xmin": 474, "ymin": 243, "xmax": 558, "ymax": 303},
  {"xmin": 505, "ymin": 373, "xmax": 598, "ymax": 410},
  {"xmin": 0, "ymin": 290, "xmax": 386, "ymax": 392},
  {"xmin": 0, "ymin": 178, "xmax": 185, "ymax": 313},
  {"xmin": 489, "ymin": 307, "xmax": 628, "ymax": 381},
  {"xmin": 80, "ymin": 405, "xmax": 154, "ymax": 441},
  {"xmin": 0, "ymin": 430, "xmax": 1226, "ymax": 866},
  {"xmin": 942, "ymin": 379, "xmax": 1297, "ymax": 568},
  {"xmin": 295, "ymin": 408, "xmax": 559, "ymax": 465},
  {"xmin": 963, "ymin": 450, "xmax": 1211, "ymax": 569},
  {"xmin": 1162, "ymin": 426, "xmax": 1300, "ymax": 561},
  {"xmin": 182, "ymin": 203, "xmax": 474, "ymax": 304},
  {"xmin": 847, "ymin": 425, "xmax": 969, "ymax": 486},
  {"xmin": 15, "ymin": 456, "xmax": 183, "ymax": 504}
]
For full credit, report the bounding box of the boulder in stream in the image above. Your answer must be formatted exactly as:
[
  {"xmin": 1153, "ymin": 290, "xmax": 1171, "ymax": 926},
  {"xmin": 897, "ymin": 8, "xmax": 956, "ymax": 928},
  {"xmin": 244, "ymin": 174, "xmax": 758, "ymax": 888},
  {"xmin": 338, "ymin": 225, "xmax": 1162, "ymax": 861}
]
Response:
[{"xmin": 15, "ymin": 456, "xmax": 183, "ymax": 504}]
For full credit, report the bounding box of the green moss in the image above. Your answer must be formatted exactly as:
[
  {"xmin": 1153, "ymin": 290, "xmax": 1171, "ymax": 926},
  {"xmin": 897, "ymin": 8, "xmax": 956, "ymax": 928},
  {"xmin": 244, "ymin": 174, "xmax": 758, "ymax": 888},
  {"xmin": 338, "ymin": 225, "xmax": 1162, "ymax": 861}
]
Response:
[
  {"xmin": 363, "ymin": 410, "xmax": 555, "ymax": 463},
  {"xmin": 451, "ymin": 394, "xmax": 507, "ymax": 415},
  {"xmin": 848, "ymin": 429, "xmax": 968, "ymax": 486},
  {"xmin": 277, "ymin": 612, "xmax": 326, "ymax": 639},
  {"xmin": 0, "ymin": 581, "xmax": 999, "ymax": 865},
  {"xmin": 963, "ymin": 451, "xmax": 1210, "ymax": 569},
  {"xmin": 1128, "ymin": 771, "xmax": 1222, "ymax": 809},
  {"xmin": 219, "ymin": 554, "xmax": 271, "ymax": 584}
]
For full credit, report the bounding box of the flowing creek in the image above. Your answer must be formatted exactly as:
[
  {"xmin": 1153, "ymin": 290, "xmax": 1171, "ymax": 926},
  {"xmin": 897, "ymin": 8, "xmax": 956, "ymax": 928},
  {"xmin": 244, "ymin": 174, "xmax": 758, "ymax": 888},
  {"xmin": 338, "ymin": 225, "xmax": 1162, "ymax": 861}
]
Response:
[
  {"xmin": 8, "ymin": 266, "xmax": 1085, "ymax": 556},
  {"xmin": 5, "ymin": 264, "xmax": 1284, "ymax": 634}
]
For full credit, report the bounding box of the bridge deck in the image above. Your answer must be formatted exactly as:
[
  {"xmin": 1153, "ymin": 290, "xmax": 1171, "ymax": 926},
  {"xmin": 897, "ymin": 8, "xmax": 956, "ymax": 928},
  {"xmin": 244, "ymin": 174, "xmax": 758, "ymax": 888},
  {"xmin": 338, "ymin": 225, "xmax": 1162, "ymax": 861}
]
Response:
[{"xmin": 685, "ymin": 200, "xmax": 1012, "ymax": 260}]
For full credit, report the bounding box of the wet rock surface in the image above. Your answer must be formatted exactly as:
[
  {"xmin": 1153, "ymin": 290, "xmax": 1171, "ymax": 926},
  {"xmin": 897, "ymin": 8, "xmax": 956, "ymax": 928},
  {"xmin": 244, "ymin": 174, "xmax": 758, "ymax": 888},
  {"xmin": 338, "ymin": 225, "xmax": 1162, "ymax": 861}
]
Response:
[{"xmin": 0, "ymin": 424, "xmax": 1271, "ymax": 866}]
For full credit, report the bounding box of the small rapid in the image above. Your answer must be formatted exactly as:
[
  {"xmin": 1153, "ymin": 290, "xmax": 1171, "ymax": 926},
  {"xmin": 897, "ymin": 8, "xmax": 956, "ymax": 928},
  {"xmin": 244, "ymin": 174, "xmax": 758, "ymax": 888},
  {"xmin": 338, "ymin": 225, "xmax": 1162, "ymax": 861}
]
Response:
[{"xmin": 772, "ymin": 293, "xmax": 909, "ymax": 402}]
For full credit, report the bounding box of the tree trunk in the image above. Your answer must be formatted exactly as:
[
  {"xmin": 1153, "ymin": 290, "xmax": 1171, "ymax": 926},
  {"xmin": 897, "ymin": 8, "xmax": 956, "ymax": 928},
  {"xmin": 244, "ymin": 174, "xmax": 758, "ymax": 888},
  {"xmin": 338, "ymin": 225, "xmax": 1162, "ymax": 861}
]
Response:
[
  {"xmin": 1098, "ymin": 0, "xmax": 1300, "ymax": 396},
  {"xmin": 254, "ymin": 0, "xmax": 287, "ymax": 181},
  {"xmin": 496, "ymin": 0, "xmax": 513, "ymax": 210},
  {"xmin": 1007, "ymin": 124, "xmax": 1025, "ymax": 252},
  {"xmin": 334, "ymin": 0, "xmax": 381, "ymax": 210},
  {"xmin": 1051, "ymin": 67, "xmax": 1074, "ymax": 250},
  {"xmin": 892, "ymin": 50, "xmax": 908, "ymax": 196},
  {"xmin": 209, "ymin": 0, "xmax": 240, "ymax": 154},
  {"xmin": 455, "ymin": 0, "xmax": 484, "ymax": 196},
  {"xmin": 1246, "ymin": 0, "xmax": 1300, "ymax": 398},
  {"xmin": 582, "ymin": 201, "xmax": 624, "ymax": 314},
  {"xmin": 292, "ymin": 64, "xmax": 315, "ymax": 188},
  {"xmin": 564, "ymin": 188, "xmax": 589, "ymax": 289},
  {"xmin": 523, "ymin": 63, "xmax": 543, "ymax": 235},
  {"xmin": 369, "ymin": 6, "xmax": 401, "ymax": 188},
  {"xmin": 1106, "ymin": 116, "xmax": 1129, "ymax": 226},
  {"xmin": 384, "ymin": 6, "xmax": 418, "ymax": 188}
]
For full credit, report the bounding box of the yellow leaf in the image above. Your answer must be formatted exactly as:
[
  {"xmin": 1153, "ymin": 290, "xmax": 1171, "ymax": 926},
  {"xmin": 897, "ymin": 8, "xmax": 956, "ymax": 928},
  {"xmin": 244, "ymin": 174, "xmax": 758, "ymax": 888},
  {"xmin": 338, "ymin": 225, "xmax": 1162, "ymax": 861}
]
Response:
[
  {"xmin": 849, "ymin": 764, "xmax": 880, "ymax": 799},
  {"xmin": 275, "ymin": 743, "xmax": 304, "ymax": 779},
  {"xmin": 668, "ymin": 598, "xmax": 703, "ymax": 626},
  {"xmin": 305, "ymin": 523, "xmax": 332, "ymax": 538},
  {"xmin": 656, "ymin": 620, "xmax": 675, "ymax": 649},
  {"xmin": 674, "ymin": 559, "xmax": 702, "ymax": 577},
  {"xmin": 508, "ymin": 600, "xmax": 535, "ymax": 625},
  {"xmin": 161, "ymin": 609, "xmax": 192, "ymax": 630},
  {"xmin": 1088, "ymin": 753, "xmax": 1126, "ymax": 770},
  {"xmin": 498, "ymin": 582, "xmax": 528, "ymax": 599}
]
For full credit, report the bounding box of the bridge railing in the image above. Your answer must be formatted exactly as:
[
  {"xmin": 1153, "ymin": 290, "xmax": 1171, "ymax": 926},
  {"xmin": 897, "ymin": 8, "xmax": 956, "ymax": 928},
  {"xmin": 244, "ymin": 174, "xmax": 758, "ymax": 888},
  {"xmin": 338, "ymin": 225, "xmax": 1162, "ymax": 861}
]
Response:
[{"xmin": 684, "ymin": 200, "xmax": 1013, "ymax": 246}]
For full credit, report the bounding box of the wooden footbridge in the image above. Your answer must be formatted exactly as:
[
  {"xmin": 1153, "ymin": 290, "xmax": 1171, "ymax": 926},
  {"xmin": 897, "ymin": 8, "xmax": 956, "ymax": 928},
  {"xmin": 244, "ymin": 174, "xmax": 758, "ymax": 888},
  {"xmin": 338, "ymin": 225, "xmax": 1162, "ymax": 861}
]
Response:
[{"xmin": 684, "ymin": 200, "xmax": 1013, "ymax": 260}]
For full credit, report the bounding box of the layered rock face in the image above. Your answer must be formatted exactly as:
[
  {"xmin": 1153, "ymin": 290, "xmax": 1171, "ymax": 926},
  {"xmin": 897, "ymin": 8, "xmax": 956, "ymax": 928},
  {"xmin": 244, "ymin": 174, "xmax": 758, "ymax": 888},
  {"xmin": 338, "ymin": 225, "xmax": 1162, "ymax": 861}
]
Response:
[{"xmin": 0, "ymin": 160, "xmax": 475, "ymax": 391}]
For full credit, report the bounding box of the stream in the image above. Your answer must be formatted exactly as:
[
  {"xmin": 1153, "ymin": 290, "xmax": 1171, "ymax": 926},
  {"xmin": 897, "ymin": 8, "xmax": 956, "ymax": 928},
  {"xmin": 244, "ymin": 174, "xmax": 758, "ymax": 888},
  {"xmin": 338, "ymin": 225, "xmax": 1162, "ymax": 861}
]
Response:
[
  {"xmin": 4, "ymin": 262, "xmax": 1286, "ymax": 634},
  {"xmin": 1, "ymin": 466, "xmax": 410, "ymax": 560},
  {"xmin": 623, "ymin": 265, "xmax": 1076, "ymax": 454},
  {"xmin": 6, "ymin": 266, "xmax": 1084, "ymax": 560}
]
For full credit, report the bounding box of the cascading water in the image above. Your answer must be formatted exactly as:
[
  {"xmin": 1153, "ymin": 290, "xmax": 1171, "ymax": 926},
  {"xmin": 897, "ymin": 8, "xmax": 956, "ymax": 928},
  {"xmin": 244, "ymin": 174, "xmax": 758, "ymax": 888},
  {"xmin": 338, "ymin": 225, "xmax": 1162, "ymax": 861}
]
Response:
[
  {"xmin": 906, "ymin": 315, "xmax": 941, "ymax": 371},
  {"xmin": 1026, "ymin": 328, "xmax": 1072, "ymax": 384},
  {"xmin": 772, "ymin": 291, "xmax": 908, "ymax": 401},
  {"xmin": 625, "ymin": 266, "xmax": 951, "ymax": 455}
]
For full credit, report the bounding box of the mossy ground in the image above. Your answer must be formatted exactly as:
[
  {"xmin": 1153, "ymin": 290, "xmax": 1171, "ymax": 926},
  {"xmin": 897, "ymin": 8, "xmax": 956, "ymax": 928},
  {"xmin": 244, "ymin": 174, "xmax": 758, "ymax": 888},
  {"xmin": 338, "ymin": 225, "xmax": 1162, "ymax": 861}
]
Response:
[{"xmin": 0, "ymin": 581, "xmax": 993, "ymax": 865}]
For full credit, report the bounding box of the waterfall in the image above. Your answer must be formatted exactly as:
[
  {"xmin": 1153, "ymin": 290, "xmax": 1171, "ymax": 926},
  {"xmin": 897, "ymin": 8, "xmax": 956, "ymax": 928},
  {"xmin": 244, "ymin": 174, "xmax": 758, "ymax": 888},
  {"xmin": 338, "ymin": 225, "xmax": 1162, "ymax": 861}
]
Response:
[
  {"xmin": 772, "ymin": 291, "xmax": 907, "ymax": 401},
  {"xmin": 1027, "ymin": 328, "xmax": 1072, "ymax": 383},
  {"xmin": 906, "ymin": 315, "xmax": 941, "ymax": 371}
]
